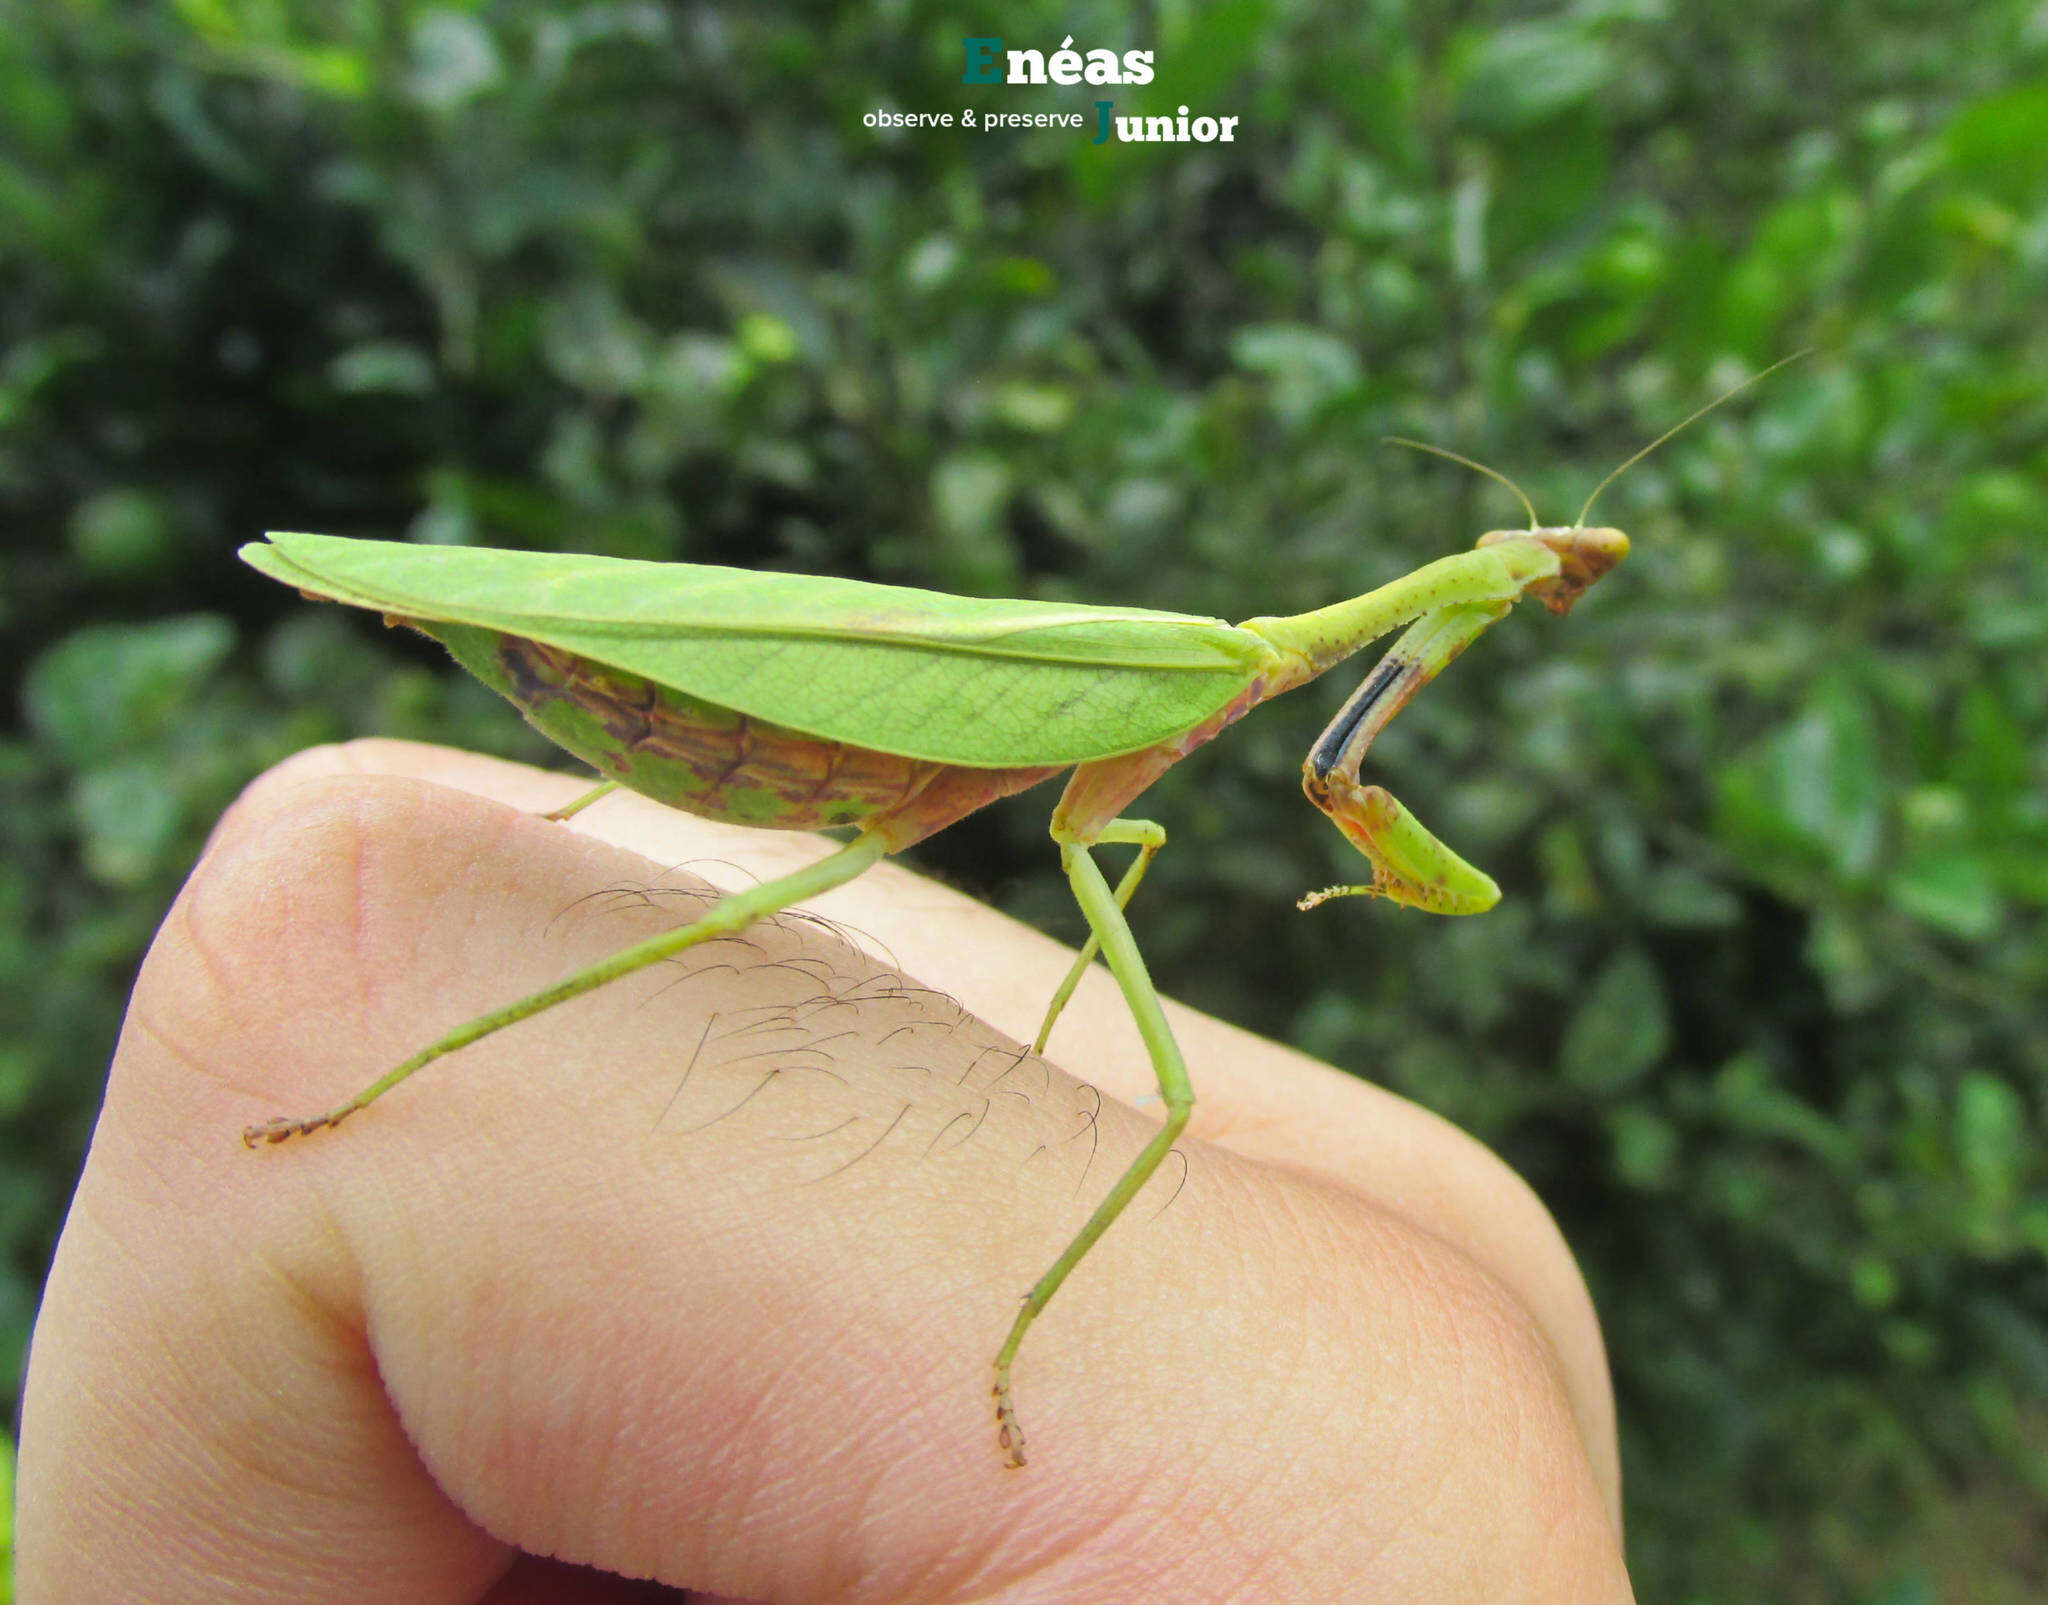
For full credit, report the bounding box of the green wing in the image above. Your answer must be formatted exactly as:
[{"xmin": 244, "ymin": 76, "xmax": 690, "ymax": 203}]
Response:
[{"xmin": 242, "ymin": 533, "xmax": 1280, "ymax": 766}]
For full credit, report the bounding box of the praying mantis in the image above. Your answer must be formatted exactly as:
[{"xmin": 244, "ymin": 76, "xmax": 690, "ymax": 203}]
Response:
[{"xmin": 238, "ymin": 364, "xmax": 1789, "ymax": 1466}]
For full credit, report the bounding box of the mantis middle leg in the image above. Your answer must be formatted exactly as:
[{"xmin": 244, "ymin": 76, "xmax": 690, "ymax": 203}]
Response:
[
  {"xmin": 993, "ymin": 815, "xmax": 1192, "ymax": 1468},
  {"xmin": 1032, "ymin": 818, "xmax": 1166, "ymax": 1055}
]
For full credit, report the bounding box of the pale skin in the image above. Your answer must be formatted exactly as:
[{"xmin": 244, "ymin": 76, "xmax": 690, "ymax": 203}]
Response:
[{"xmin": 20, "ymin": 740, "xmax": 1634, "ymax": 1603}]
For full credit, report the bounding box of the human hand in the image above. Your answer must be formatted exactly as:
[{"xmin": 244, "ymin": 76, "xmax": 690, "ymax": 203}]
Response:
[{"xmin": 20, "ymin": 739, "xmax": 1632, "ymax": 1602}]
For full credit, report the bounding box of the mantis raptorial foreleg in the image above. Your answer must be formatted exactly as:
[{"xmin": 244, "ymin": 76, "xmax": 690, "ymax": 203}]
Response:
[
  {"xmin": 1038, "ymin": 572, "xmax": 1551, "ymax": 1041},
  {"xmin": 241, "ymin": 829, "xmax": 890, "ymax": 1145},
  {"xmin": 994, "ymin": 816, "xmax": 1192, "ymax": 1468},
  {"xmin": 1033, "ymin": 818, "xmax": 1167, "ymax": 1055},
  {"xmin": 1298, "ymin": 600, "xmax": 1513, "ymax": 913}
]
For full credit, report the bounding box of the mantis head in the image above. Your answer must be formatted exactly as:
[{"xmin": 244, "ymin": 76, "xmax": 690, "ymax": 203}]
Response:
[{"xmin": 1476, "ymin": 524, "xmax": 1630, "ymax": 614}]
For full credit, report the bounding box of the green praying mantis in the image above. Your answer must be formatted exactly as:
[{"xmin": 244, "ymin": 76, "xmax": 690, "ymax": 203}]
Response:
[{"xmin": 239, "ymin": 362, "xmax": 1792, "ymax": 1467}]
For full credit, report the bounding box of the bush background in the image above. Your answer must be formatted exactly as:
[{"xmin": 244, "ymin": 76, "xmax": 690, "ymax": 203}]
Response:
[{"xmin": 5, "ymin": 2, "xmax": 2046, "ymax": 1596}]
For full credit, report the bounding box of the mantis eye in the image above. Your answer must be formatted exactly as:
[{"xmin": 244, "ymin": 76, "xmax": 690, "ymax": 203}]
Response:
[{"xmin": 1477, "ymin": 526, "xmax": 1630, "ymax": 615}]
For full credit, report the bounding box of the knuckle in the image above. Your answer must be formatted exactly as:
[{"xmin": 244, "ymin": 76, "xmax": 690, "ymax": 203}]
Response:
[{"xmin": 155, "ymin": 773, "xmax": 496, "ymax": 1115}]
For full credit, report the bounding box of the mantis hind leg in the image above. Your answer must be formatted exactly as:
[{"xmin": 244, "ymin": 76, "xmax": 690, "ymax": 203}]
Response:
[
  {"xmin": 1032, "ymin": 818, "xmax": 1166, "ymax": 1055},
  {"xmin": 543, "ymin": 778, "xmax": 620, "ymax": 821},
  {"xmin": 241, "ymin": 829, "xmax": 890, "ymax": 1147},
  {"xmin": 994, "ymin": 821, "xmax": 1193, "ymax": 1467}
]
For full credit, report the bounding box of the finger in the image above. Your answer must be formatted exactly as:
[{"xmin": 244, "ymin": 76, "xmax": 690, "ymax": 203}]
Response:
[
  {"xmin": 23, "ymin": 765, "xmax": 1628, "ymax": 1600},
  {"xmin": 479, "ymin": 1554, "xmax": 690, "ymax": 1602},
  {"xmin": 239, "ymin": 739, "xmax": 1619, "ymax": 1509}
]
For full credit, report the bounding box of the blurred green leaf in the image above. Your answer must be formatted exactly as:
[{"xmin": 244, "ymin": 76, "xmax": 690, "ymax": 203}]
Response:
[
  {"xmin": 1718, "ymin": 676, "xmax": 1885, "ymax": 883},
  {"xmin": 67, "ymin": 489, "xmax": 176, "ymax": 582},
  {"xmin": 1887, "ymin": 851, "xmax": 2002, "ymax": 940},
  {"xmin": 72, "ymin": 760, "xmax": 184, "ymax": 889},
  {"xmin": 1640, "ymin": 863, "xmax": 1742, "ymax": 929},
  {"xmin": 1955, "ymin": 1072, "xmax": 2026, "ymax": 1214},
  {"xmin": 330, "ymin": 342, "xmax": 437, "ymax": 396},
  {"xmin": 1707, "ymin": 1054, "xmax": 1860, "ymax": 1174},
  {"xmin": 1561, "ymin": 948, "xmax": 1669, "ymax": 1095},
  {"xmin": 409, "ymin": 10, "xmax": 502, "ymax": 112},
  {"xmin": 23, "ymin": 617, "xmax": 235, "ymax": 764},
  {"xmin": 929, "ymin": 453, "xmax": 1018, "ymax": 593},
  {"xmin": 1229, "ymin": 323, "xmax": 1361, "ymax": 425},
  {"xmin": 1454, "ymin": 20, "xmax": 1611, "ymax": 133},
  {"xmin": 1609, "ymin": 1103, "xmax": 1680, "ymax": 1190},
  {"xmin": 0, "ymin": 1426, "xmax": 12, "ymax": 1600},
  {"xmin": 1944, "ymin": 80, "xmax": 2048, "ymax": 207}
]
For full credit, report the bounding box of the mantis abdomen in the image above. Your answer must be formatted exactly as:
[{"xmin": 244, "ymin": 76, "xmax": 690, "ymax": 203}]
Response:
[{"xmin": 428, "ymin": 621, "xmax": 1061, "ymax": 842}]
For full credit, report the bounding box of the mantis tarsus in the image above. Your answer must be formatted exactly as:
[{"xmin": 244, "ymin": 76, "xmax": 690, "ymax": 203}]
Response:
[{"xmin": 239, "ymin": 363, "xmax": 1789, "ymax": 1466}]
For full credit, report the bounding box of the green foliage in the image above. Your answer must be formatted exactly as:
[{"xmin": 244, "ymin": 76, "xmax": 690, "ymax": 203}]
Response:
[
  {"xmin": 4, "ymin": 2, "xmax": 2045, "ymax": 1596},
  {"xmin": 0, "ymin": 1428, "xmax": 12, "ymax": 1603}
]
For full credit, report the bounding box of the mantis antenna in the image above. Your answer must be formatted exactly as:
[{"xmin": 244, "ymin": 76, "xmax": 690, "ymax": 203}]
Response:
[
  {"xmin": 1384, "ymin": 349, "xmax": 1813, "ymax": 529},
  {"xmin": 1571, "ymin": 349, "xmax": 1813, "ymax": 528},
  {"xmin": 1382, "ymin": 437, "xmax": 1540, "ymax": 530}
]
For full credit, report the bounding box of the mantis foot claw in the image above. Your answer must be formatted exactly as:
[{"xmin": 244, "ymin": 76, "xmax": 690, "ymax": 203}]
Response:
[
  {"xmin": 994, "ymin": 1365, "xmax": 1028, "ymax": 1468},
  {"xmin": 542, "ymin": 779, "xmax": 620, "ymax": 822},
  {"xmin": 240, "ymin": 1111, "xmax": 345, "ymax": 1148},
  {"xmin": 1297, "ymin": 883, "xmax": 1384, "ymax": 912}
]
